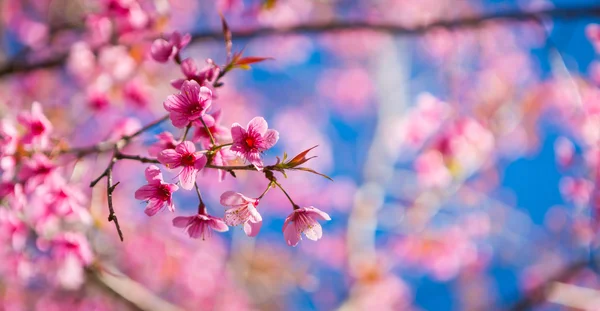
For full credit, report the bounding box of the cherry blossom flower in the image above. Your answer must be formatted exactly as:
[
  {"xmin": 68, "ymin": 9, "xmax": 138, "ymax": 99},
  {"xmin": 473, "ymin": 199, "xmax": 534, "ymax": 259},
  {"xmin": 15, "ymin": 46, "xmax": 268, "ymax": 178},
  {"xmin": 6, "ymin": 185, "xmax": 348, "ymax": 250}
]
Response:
[
  {"xmin": 282, "ymin": 206, "xmax": 331, "ymax": 247},
  {"xmin": 171, "ymin": 58, "xmax": 220, "ymax": 90},
  {"xmin": 17, "ymin": 102, "xmax": 52, "ymax": 149},
  {"xmin": 150, "ymin": 31, "xmax": 191, "ymax": 63},
  {"xmin": 192, "ymin": 110, "xmax": 229, "ymax": 147},
  {"xmin": 172, "ymin": 211, "xmax": 228, "ymax": 240},
  {"xmin": 220, "ymin": 191, "xmax": 262, "ymax": 237},
  {"xmin": 163, "ymin": 80, "xmax": 212, "ymax": 128},
  {"xmin": 158, "ymin": 141, "xmax": 207, "ymax": 190},
  {"xmin": 32, "ymin": 182, "xmax": 91, "ymax": 229},
  {"xmin": 148, "ymin": 132, "xmax": 178, "ymax": 157},
  {"xmin": 134, "ymin": 165, "xmax": 179, "ymax": 216},
  {"xmin": 231, "ymin": 117, "xmax": 279, "ymax": 169},
  {"xmin": 18, "ymin": 154, "xmax": 57, "ymax": 190}
]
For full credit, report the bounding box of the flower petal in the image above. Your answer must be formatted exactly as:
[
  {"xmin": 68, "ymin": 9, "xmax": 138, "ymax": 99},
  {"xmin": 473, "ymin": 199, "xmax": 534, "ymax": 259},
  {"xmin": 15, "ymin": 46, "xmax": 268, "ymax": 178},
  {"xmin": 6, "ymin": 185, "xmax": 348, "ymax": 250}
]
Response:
[
  {"xmin": 178, "ymin": 166, "xmax": 197, "ymax": 190},
  {"xmin": 244, "ymin": 219, "xmax": 262, "ymax": 237},
  {"xmin": 260, "ymin": 129, "xmax": 279, "ymax": 150},
  {"xmin": 230, "ymin": 123, "xmax": 245, "ymax": 143},
  {"xmin": 144, "ymin": 165, "xmax": 163, "ymax": 184},
  {"xmin": 158, "ymin": 149, "xmax": 181, "ymax": 168},
  {"xmin": 220, "ymin": 191, "xmax": 247, "ymax": 207},
  {"xmin": 134, "ymin": 185, "xmax": 157, "ymax": 200},
  {"xmin": 247, "ymin": 117, "xmax": 268, "ymax": 136},
  {"xmin": 283, "ymin": 220, "xmax": 301, "ymax": 247},
  {"xmin": 304, "ymin": 206, "xmax": 331, "ymax": 221},
  {"xmin": 303, "ymin": 222, "xmax": 323, "ymax": 241},
  {"xmin": 172, "ymin": 216, "xmax": 192, "ymax": 228}
]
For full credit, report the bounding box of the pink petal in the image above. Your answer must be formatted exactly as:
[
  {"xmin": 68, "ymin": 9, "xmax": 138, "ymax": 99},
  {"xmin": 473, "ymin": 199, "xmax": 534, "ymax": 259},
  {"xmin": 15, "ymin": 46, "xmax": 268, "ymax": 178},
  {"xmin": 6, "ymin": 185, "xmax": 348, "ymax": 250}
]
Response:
[
  {"xmin": 180, "ymin": 58, "xmax": 198, "ymax": 77},
  {"xmin": 303, "ymin": 222, "xmax": 323, "ymax": 241},
  {"xmin": 260, "ymin": 129, "xmax": 279, "ymax": 150},
  {"xmin": 179, "ymin": 166, "xmax": 197, "ymax": 190},
  {"xmin": 144, "ymin": 165, "xmax": 163, "ymax": 183},
  {"xmin": 284, "ymin": 220, "xmax": 301, "ymax": 247},
  {"xmin": 209, "ymin": 217, "xmax": 229, "ymax": 232},
  {"xmin": 230, "ymin": 123, "xmax": 245, "ymax": 143},
  {"xmin": 176, "ymin": 141, "xmax": 196, "ymax": 154},
  {"xmin": 181, "ymin": 80, "xmax": 201, "ymax": 105},
  {"xmin": 220, "ymin": 191, "xmax": 247, "ymax": 206},
  {"xmin": 172, "ymin": 216, "xmax": 192, "ymax": 228},
  {"xmin": 150, "ymin": 38, "xmax": 173, "ymax": 62},
  {"xmin": 144, "ymin": 199, "xmax": 165, "ymax": 216},
  {"xmin": 304, "ymin": 206, "xmax": 331, "ymax": 221},
  {"xmin": 187, "ymin": 221, "xmax": 205, "ymax": 238},
  {"xmin": 194, "ymin": 154, "xmax": 207, "ymax": 170},
  {"xmin": 247, "ymin": 117, "xmax": 268, "ymax": 136},
  {"xmin": 244, "ymin": 219, "xmax": 262, "ymax": 237},
  {"xmin": 134, "ymin": 185, "xmax": 157, "ymax": 200},
  {"xmin": 158, "ymin": 149, "xmax": 181, "ymax": 168},
  {"xmin": 170, "ymin": 79, "xmax": 185, "ymax": 89},
  {"xmin": 169, "ymin": 111, "xmax": 191, "ymax": 128}
]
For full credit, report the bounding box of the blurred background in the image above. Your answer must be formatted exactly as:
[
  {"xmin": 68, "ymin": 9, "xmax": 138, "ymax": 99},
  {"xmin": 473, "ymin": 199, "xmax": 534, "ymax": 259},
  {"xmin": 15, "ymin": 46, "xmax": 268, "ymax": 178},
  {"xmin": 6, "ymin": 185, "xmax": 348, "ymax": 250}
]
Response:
[{"xmin": 2, "ymin": 0, "xmax": 600, "ymax": 310}]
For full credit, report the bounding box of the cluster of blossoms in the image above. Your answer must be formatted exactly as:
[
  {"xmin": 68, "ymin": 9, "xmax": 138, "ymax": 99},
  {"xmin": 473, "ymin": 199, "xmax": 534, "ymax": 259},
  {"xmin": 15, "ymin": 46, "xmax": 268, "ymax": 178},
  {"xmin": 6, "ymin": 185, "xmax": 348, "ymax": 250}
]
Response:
[
  {"xmin": 131, "ymin": 30, "xmax": 331, "ymax": 246},
  {"xmin": 0, "ymin": 103, "xmax": 93, "ymax": 289}
]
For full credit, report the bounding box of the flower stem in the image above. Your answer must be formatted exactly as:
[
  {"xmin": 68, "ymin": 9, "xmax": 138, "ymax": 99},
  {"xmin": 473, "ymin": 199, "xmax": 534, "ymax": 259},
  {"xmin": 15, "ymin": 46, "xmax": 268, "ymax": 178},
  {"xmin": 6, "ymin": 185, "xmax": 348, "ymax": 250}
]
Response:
[
  {"xmin": 180, "ymin": 124, "xmax": 192, "ymax": 142},
  {"xmin": 194, "ymin": 182, "xmax": 206, "ymax": 214},
  {"xmin": 273, "ymin": 181, "xmax": 299, "ymax": 209},
  {"xmin": 199, "ymin": 117, "xmax": 216, "ymax": 145},
  {"xmin": 258, "ymin": 181, "xmax": 274, "ymax": 200},
  {"xmin": 211, "ymin": 142, "xmax": 233, "ymax": 151}
]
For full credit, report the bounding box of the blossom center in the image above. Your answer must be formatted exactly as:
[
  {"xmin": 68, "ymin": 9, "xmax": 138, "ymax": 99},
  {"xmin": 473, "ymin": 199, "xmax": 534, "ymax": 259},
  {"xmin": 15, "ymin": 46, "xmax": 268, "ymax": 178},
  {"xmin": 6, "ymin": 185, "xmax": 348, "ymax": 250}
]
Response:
[
  {"xmin": 158, "ymin": 184, "xmax": 172, "ymax": 200},
  {"xmin": 245, "ymin": 136, "xmax": 255, "ymax": 148},
  {"xmin": 181, "ymin": 153, "xmax": 196, "ymax": 166},
  {"xmin": 31, "ymin": 121, "xmax": 45, "ymax": 135}
]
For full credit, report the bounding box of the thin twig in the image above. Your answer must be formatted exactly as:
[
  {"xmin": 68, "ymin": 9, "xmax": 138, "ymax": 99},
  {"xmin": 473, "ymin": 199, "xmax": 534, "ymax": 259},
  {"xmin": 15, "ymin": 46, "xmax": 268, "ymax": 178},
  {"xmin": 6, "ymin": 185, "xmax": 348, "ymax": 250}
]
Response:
[{"xmin": 1, "ymin": 5, "xmax": 600, "ymax": 77}]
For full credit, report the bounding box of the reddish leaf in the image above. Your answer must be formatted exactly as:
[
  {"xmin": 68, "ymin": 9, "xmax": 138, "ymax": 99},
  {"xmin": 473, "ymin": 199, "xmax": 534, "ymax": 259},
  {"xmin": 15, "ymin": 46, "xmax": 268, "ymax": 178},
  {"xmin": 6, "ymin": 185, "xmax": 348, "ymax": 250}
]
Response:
[
  {"xmin": 234, "ymin": 56, "xmax": 273, "ymax": 66},
  {"xmin": 287, "ymin": 145, "xmax": 318, "ymax": 167},
  {"xmin": 293, "ymin": 167, "xmax": 333, "ymax": 181}
]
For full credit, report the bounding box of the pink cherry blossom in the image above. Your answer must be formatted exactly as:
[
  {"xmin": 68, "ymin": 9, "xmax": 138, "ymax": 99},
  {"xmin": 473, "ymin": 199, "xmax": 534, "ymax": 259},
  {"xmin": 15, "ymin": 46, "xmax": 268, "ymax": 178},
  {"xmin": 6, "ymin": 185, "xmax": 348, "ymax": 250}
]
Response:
[
  {"xmin": 0, "ymin": 120, "xmax": 18, "ymax": 157},
  {"xmin": 157, "ymin": 141, "xmax": 207, "ymax": 190},
  {"xmin": 33, "ymin": 182, "xmax": 91, "ymax": 228},
  {"xmin": 148, "ymin": 132, "xmax": 178, "ymax": 157},
  {"xmin": 171, "ymin": 58, "xmax": 220, "ymax": 90},
  {"xmin": 231, "ymin": 117, "xmax": 279, "ymax": 169},
  {"xmin": 163, "ymin": 80, "xmax": 212, "ymax": 128},
  {"xmin": 282, "ymin": 206, "xmax": 331, "ymax": 247},
  {"xmin": 150, "ymin": 31, "xmax": 191, "ymax": 63},
  {"xmin": 17, "ymin": 102, "xmax": 52, "ymax": 149},
  {"xmin": 46, "ymin": 232, "xmax": 94, "ymax": 265},
  {"xmin": 220, "ymin": 191, "xmax": 262, "ymax": 237},
  {"xmin": 192, "ymin": 110, "xmax": 229, "ymax": 147},
  {"xmin": 172, "ymin": 212, "xmax": 228, "ymax": 240},
  {"xmin": 18, "ymin": 154, "xmax": 57, "ymax": 190},
  {"xmin": 134, "ymin": 165, "xmax": 179, "ymax": 216}
]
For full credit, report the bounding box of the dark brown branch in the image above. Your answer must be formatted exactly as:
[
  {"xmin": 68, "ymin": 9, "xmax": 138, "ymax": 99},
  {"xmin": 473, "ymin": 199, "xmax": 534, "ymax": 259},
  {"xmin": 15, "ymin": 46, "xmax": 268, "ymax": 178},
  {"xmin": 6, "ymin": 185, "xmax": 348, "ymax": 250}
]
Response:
[
  {"xmin": 87, "ymin": 114, "xmax": 170, "ymax": 241},
  {"xmin": 1, "ymin": 5, "xmax": 600, "ymax": 77}
]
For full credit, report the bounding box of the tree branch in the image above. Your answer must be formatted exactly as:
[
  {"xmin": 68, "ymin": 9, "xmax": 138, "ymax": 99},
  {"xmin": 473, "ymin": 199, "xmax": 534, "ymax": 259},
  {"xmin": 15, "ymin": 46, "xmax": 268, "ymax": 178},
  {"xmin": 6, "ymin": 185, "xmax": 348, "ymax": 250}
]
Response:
[{"xmin": 1, "ymin": 5, "xmax": 600, "ymax": 77}]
